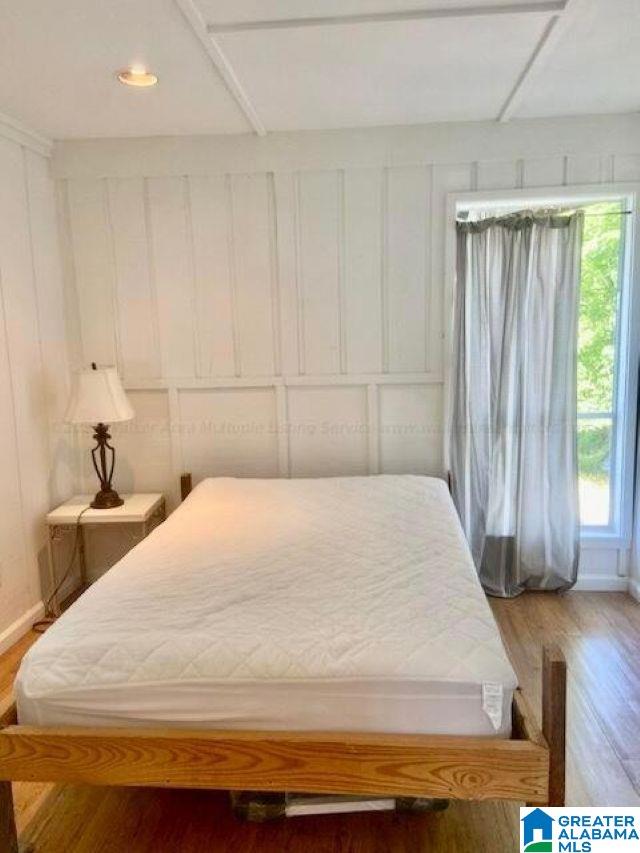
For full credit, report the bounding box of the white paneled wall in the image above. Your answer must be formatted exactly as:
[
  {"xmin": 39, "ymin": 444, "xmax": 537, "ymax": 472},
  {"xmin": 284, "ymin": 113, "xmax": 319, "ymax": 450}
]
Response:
[
  {"xmin": 379, "ymin": 385, "xmax": 443, "ymax": 476},
  {"xmin": 180, "ymin": 387, "xmax": 279, "ymax": 479},
  {"xmin": 107, "ymin": 179, "xmax": 160, "ymax": 379},
  {"xmin": 59, "ymin": 163, "xmax": 450, "ymax": 507},
  {"xmin": 343, "ymin": 168, "xmax": 383, "ymax": 375},
  {"xmin": 288, "ymin": 386, "xmax": 369, "ymax": 478},
  {"xmin": 189, "ymin": 175, "xmax": 237, "ymax": 378},
  {"xmin": 385, "ymin": 165, "xmax": 431, "ymax": 373},
  {"xmin": 54, "ymin": 115, "xmax": 640, "ymax": 591},
  {"xmin": 297, "ymin": 170, "xmax": 342, "ymax": 375},
  {"xmin": 0, "ymin": 127, "xmax": 70, "ymax": 647}
]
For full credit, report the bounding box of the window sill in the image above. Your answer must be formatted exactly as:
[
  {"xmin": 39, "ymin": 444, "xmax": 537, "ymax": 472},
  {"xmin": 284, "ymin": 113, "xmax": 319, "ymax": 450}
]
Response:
[{"xmin": 580, "ymin": 531, "xmax": 627, "ymax": 550}]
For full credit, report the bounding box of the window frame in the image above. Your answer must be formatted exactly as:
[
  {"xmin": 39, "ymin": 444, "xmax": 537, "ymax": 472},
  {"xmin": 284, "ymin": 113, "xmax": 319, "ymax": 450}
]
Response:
[{"xmin": 444, "ymin": 183, "xmax": 639, "ymax": 550}]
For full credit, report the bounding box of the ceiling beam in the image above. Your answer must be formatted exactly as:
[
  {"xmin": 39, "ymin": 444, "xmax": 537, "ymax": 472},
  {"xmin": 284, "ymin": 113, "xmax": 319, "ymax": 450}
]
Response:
[
  {"xmin": 497, "ymin": 0, "xmax": 585, "ymax": 122},
  {"xmin": 0, "ymin": 110, "xmax": 52, "ymax": 157},
  {"xmin": 173, "ymin": 0, "xmax": 267, "ymax": 136},
  {"xmin": 208, "ymin": 1, "xmax": 566, "ymax": 34}
]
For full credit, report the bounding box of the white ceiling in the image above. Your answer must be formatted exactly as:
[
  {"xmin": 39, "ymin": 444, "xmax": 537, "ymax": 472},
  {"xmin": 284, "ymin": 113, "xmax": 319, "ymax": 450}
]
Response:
[
  {"xmin": 215, "ymin": 14, "xmax": 550, "ymax": 129},
  {"xmin": 518, "ymin": 0, "xmax": 640, "ymax": 117},
  {"xmin": 0, "ymin": 0, "xmax": 637, "ymax": 140},
  {"xmin": 0, "ymin": 0, "xmax": 248, "ymax": 139}
]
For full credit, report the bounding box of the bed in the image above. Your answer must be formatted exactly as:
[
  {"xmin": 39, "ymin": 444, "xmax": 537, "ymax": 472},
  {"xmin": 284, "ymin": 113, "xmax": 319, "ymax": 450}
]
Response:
[
  {"xmin": 0, "ymin": 474, "xmax": 566, "ymax": 851},
  {"xmin": 16, "ymin": 475, "xmax": 517, "ymax": 735}
]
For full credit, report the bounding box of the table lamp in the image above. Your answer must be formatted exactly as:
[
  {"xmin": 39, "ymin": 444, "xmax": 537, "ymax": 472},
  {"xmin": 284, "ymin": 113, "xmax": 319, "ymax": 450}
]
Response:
[{"xmin": 65, "ymin": 363, "xmax": 134, "ymax": 509}]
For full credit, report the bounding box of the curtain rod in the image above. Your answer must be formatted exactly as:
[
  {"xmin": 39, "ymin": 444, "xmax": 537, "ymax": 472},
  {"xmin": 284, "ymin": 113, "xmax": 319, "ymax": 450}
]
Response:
[{"xmin": 457, "ymin": 210, "xmax": 632, "ymax": 222}]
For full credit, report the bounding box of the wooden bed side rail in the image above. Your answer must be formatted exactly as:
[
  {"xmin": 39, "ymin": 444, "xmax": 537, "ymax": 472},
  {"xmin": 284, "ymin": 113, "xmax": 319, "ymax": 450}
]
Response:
[
  {"xmin": 0, "ymin": 695, "xmax": 18, "ymax": 853},
  {"xmin": 0, "ymin": 695, "xmax": 17, "ymax": 729},
  {"xmin": 512, "ymin": 645, "xmax": 567, "ymax": 806},
  {"xmin": 541, "ymin": 644, "xmax": 567, "ymax": 806},
  {"xmin": 0, "ymin": 726, "xmax": 550, "ymax": 804}
]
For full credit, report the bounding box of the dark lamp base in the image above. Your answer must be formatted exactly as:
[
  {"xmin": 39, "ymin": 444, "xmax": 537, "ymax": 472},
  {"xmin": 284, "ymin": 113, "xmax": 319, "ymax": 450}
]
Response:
[{"xmin": 91, "ymin": 488, "xmax": 124, "ymax": 509}]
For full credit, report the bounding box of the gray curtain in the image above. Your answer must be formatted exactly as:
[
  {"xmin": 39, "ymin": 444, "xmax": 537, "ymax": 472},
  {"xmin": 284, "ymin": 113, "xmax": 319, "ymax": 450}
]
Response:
[{"xmin": 450, "ymin": 211, "xmax": 583, "ymax": 597}]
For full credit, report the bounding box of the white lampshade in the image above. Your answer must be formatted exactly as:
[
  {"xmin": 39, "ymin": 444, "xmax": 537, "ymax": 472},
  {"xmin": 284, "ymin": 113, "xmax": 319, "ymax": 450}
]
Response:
[{"xmin": 65, "ymin": 366, "xmax": 134, "ymax": 425}]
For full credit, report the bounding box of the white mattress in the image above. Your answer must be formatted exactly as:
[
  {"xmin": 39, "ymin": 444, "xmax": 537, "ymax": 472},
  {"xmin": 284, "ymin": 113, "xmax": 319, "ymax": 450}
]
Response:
[{"xmin": 17, "ymin": 476, "xmax": 517, "ymax": 736}]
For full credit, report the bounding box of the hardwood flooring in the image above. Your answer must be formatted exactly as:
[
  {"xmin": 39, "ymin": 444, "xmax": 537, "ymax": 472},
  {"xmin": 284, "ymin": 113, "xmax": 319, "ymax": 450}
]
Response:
[{"xmin": 2, "ymin": 591, "xmax": 639, "ymax": 852}]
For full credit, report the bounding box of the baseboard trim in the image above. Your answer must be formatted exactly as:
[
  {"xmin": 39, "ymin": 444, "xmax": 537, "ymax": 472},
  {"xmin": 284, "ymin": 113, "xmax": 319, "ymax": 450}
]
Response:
[
  {"xmin": 0, "ymin": 601, "xmax": 44, "ymax": 656},
  {"xmin": 628, "ymin": 577, "xmax": 640, "ymax": 602},
  {"xmin": 573, "ymin": 575, "xmax": 629, "ymax": 592}
]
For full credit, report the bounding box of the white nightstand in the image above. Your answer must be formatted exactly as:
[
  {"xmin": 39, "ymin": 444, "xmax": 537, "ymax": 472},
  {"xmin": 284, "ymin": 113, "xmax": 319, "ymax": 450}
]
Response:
[{"xmin": 46, "ymin": 493, "xmax": 165, "ymax": 615}]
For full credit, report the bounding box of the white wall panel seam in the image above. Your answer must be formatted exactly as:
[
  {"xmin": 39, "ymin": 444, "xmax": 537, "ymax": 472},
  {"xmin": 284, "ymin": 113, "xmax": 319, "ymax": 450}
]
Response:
[
  {"xmin": 267, "ymin": 172, "xmax": 282, "ymax": 376},
  {"xmin": 380, "ymin": 166, "xmax": 389, "ymax": 373},
  {"xmin": 179, "ymin": 176, "xmax": 199, "ymax": 379},
  {"xmin": 103, "ymin": 178, "xmax": 124, "ymax": 376},
  {"xmin": 516, "ymin": 159, "xmax": 524, "ymax": 189},
  {"xmin": 367, "ymin": 383, "xmax": 380, "ymax": 474},
  {"xmin": 424, "ymin": 165, "xmax": 434, "ymax": 374},
  {"xmin": 167, "ymin": 386, "xmax": 183, "ymax": 506},
  {"xmin": 182, "ymin": 175, "xmax": 203, "ymax": 378},
  {"xmin": 470, "ymin": 162, "xmax": 479, "ymax": 191},
  {"xmin": 293, "ymin": 172, "xmax": 306, "ymax": 375},
  {"xmin": 276, "ymin": 383, "xmax": 289, "ymax": 476},
  {"xmin": 337, "ymin": 168, "xmax": 347, "ymax": 375},
  {"xmin": 59, "ymin": 179, "xmax": 86, "ymax": 365},
  {"xmin": 141, "ymin": 178, "xmax": 163, "ymax": 379},
  {"xmin": 225, "ymin": 173, "xmax": 241, "ymax": 377}
]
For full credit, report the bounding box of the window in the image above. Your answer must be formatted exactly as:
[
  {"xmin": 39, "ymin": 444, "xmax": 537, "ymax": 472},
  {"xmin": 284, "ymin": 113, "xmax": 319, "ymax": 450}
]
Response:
[
  {"xmin": 452, "ymin": 189, "xmax": 637, "ymax": 544},
  {"xmin": 577, "ymin": 201, "xmax": 627, "ymax": 532}
]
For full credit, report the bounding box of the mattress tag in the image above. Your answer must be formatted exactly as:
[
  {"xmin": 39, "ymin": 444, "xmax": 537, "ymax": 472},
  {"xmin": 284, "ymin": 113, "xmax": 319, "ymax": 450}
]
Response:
[{"xmin": 482, "ymin": 682, "xmax": 503, "ymax": 731}]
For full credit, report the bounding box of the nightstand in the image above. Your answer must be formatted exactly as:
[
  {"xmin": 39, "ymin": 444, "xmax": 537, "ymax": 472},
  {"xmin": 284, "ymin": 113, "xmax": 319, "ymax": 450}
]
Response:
[{"xmin": 46, "ymin": 493, "xmax": 165, "ymax": 615}]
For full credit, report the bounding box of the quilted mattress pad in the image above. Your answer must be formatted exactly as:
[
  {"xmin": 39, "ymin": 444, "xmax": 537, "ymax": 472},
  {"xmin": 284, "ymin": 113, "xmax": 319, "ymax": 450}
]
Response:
[{"xmin": 16, "ymin": 475, "xmax": 517, "ymax": 735}]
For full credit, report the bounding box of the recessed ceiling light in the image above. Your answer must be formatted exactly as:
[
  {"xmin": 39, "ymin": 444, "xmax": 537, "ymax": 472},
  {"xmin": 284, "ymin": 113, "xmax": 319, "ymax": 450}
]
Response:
[{"xmin": 117, "ymin": 66, "xmax": 158, "ymax": 88}]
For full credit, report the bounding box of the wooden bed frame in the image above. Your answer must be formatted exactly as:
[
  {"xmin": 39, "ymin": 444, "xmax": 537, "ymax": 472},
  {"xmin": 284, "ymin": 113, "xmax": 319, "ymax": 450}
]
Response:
[{"xmin": 0, "ymin": 472, "xmax": 567, "ymax": 851}]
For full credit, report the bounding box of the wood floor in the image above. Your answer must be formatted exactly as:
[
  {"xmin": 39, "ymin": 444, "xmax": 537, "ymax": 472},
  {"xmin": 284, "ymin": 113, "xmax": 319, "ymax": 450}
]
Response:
[{"xmin": 2, "ymin": 591, "xmax": 639, "ymax": 852}]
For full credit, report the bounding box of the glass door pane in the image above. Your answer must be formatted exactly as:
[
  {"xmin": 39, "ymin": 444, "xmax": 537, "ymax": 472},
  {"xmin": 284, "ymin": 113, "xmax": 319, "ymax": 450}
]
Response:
[{"xmin": 577, "ymin": 201, "xmax": 624, "ymax": 529}]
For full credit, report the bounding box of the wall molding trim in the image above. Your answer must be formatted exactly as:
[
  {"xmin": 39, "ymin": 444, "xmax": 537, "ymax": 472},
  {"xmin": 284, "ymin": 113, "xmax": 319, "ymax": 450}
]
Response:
[
  {"xmin": 109, "ymin": 373, "xmax": 445, "ymax": 506},
  {"xmin": 628, "ymin": 576, "xmax": 640, "ymax": 602},
  {"xmin": 0, "ymin": 110, "xmax": 52, "ymax": 157},
  {"xmin": 122, "ymin": 372, "xmax": 443, "ymax": 391},
  {"xmin": 0, "ymin": 600, "xmax": 43, "ymax": 656}
]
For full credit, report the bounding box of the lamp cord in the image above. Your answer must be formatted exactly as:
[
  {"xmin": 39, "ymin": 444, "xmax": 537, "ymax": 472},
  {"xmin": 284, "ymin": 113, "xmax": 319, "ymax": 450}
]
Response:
[{"xmin": 33, "ymin": 506, "xmax": 91, "ymax": 633}]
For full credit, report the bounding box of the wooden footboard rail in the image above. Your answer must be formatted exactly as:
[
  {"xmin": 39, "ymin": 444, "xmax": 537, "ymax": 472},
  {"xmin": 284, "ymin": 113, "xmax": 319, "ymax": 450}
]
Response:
[{"xmin": 0, "ymin": 646, "xmax": 566, "ymax": 848}]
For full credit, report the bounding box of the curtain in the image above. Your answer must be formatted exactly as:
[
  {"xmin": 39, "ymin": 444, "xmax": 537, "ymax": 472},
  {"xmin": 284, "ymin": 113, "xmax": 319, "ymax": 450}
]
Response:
[{"xmin": 450, "ymin": 211, "xmax": 583, "ymax": 597}]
